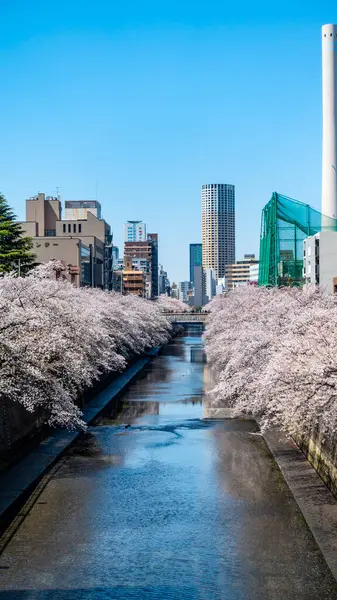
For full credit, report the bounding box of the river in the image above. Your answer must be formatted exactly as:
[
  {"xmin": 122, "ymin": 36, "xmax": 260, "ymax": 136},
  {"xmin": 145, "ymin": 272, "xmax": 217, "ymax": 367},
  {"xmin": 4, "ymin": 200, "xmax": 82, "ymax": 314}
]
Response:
[{"xmin": 1, "ymin": 330, "xmax": 337, "ymax": 599}]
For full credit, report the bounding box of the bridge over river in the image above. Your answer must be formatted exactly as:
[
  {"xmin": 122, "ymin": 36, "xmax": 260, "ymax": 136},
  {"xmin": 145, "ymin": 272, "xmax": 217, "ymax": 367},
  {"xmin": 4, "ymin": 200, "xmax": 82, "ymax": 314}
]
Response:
[{"xmin": 165, "ymin": 311, "xmax": 209, "ymax": 324}]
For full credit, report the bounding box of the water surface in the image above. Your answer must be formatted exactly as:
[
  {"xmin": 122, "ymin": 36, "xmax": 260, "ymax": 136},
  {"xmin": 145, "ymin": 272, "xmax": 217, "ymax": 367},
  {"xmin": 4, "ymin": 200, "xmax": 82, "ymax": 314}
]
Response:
[{"xmin": 1, "ymin": 331, "xmax": 337, "ymax": 599}]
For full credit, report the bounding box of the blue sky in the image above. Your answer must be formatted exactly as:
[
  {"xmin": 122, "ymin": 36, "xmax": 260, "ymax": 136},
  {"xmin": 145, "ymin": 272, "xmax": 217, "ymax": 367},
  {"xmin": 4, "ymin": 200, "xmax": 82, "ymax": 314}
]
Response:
[{"xmin": 0, "ymin": 0, "xmax": 335, "ymax": 282}]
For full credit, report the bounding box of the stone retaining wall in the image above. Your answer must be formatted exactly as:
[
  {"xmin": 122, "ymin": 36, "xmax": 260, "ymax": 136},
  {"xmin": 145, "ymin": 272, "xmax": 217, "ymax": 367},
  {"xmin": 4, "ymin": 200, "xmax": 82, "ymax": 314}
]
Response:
[{"xmin": 295, "ymin": 430, "xmax": 337, "ymax": 498}]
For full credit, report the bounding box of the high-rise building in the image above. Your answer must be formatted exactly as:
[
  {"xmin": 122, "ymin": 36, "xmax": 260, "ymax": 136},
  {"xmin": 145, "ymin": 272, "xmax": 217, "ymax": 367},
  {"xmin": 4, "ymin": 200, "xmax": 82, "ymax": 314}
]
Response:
[
  {"xmin": 112, "ymin": 246, "xmax": 119, "ymax": 266},
  {"xmin": 148, "ymin": 233, "xmax": 159, "ymax": 297},
  {"xmin": 202, "ymin": 184, "xmax": 235, "ymax": 280},
  {"xmin": 178, "ymin": 281, "xmax": 192, "ymax": 303},
  {"xmin": 170, "ymin": 282, "xmax": 179, "ymax": 299},
  {"xmin": 189, "ymin": 243, "xmax": 202, "ymax": 284},
  {"xmin": 205, "ymin": 268, "xmax": 216, "ymax": 303},
  {"xmin": 192, "ymin": 266, "xmax": 207, "ymax": 307},
  {"xmin": 124, "ymin": 221, "xmax": 147, "ymax": 242},
  {"xmin": 322, "ymin": 25, "xmax": 337, "ymax": 218},
  {"xmin": 216, "ymin": 277, "xmax": 226, "ymax": 295},
  {"xmin": 159, "ymin": 265, "xmax": 170, "ymax": 295}
]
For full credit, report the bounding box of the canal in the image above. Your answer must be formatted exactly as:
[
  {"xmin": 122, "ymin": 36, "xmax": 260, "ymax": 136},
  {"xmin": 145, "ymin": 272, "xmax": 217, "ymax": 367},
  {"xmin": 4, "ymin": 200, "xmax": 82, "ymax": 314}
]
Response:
[{"xmin": 1, "ymin": 330, "xmax": 337, "ymax": 599}]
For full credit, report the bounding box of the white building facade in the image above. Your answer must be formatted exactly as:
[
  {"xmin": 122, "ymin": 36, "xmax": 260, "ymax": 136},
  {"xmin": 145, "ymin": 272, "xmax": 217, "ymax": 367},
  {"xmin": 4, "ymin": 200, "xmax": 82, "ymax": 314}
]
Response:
[
  {"xmin": 249, "ymin": 263, "xmax": 259, "ymax": 283},
  {"xmin": 216, "ymin": 277, "xmax": 227, "ymax": 295},
  {"xmin": 178, "ymin": 281, "xmax": 192, "ymax": 303},
  {"xmin": 124, "ymin": 221, "xmax": 147, "ymax": 242},
  {"xmin": 322, "ymin": 25, "xmax": 337, "ymax": 218},
  {"xmin": 205, "ymin": 268, "xmax": 216, "ymax": 302},
  {"xmin": 303, "ymin": 231, "xmax": 337, "ymax": 293}
]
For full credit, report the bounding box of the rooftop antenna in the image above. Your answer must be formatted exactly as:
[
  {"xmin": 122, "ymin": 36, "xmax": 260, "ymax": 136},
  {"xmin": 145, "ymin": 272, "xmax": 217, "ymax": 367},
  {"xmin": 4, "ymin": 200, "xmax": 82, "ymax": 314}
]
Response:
[{"xmin": 56, "ymin": 186, "xmax": 60, "ymax": 202}]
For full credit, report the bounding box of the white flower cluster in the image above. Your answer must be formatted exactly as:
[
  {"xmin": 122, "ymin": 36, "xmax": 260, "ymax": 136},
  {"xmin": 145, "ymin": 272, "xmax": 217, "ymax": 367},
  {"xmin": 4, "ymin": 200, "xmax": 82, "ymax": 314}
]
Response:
[
  {"xmin": 155, "ymin": 294, "xmax": 190, "ymax": 313},
  {"xmin": 204, "ymin": 285, "xmax": 337, "ymax": 440},
  {"xmin": 0, "ymin": 263, "xmax": 172, "ymax": 430}
]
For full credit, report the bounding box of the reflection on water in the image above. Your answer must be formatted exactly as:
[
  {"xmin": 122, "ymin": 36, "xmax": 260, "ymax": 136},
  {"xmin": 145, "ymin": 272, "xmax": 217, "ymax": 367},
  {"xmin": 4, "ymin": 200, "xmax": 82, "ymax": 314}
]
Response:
[
  {"xmin": 190, "ymin": 347, "xmax": 206, "ymax": 363},
  {"xmin": 1, "ymin": 332, "xmax": 337, "ymax": 600}
]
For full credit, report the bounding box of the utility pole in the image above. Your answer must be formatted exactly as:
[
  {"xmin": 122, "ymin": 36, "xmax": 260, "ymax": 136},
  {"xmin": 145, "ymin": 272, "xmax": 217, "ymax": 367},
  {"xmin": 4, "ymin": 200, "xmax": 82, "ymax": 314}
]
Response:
[{"xmin": 18, "ymin": 259, "xmax": 21, "ymax": 277}]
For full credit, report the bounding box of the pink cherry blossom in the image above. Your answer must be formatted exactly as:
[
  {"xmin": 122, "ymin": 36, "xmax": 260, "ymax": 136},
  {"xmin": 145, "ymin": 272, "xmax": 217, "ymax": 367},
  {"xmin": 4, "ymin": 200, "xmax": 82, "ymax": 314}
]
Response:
[{"xmin": 0, "ymin": 262, "xmax": 172, "ymax": 429}]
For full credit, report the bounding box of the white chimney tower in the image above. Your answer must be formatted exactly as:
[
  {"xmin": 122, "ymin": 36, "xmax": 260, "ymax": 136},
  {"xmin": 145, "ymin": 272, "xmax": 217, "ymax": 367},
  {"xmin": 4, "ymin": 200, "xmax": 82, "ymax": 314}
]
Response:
[{"xmin": 322, "ymin": 24, "xmax": 337, "ymax": 218}]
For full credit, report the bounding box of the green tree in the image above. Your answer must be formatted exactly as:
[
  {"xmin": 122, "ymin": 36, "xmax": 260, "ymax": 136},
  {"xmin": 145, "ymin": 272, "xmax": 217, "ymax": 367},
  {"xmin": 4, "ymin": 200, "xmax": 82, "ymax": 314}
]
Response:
[{"xmin": 0, "ymin": 193, "xmax": 36, "ymax": 275}]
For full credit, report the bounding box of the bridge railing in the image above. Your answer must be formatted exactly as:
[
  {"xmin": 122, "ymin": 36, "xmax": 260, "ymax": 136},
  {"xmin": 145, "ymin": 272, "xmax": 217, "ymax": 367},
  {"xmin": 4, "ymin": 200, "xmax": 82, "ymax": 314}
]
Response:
[{"xmin": 163, "ymin": 312, "xmax": 209, "ymax": 323}]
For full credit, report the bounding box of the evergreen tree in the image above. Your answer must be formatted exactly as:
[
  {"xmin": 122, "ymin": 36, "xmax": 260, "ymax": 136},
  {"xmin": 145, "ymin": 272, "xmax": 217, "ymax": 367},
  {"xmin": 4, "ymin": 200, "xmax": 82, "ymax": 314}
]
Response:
[{"xmin": 0, "ymin": 193, "xmax": 36, "ymax": 275}]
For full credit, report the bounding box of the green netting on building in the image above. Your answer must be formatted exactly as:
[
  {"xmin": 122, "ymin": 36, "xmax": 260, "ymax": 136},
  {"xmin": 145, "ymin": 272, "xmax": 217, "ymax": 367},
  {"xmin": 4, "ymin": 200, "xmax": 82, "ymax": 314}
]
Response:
[{"xmin": 258, "ymin": 192, "xmax": 337, "ymax": 286}]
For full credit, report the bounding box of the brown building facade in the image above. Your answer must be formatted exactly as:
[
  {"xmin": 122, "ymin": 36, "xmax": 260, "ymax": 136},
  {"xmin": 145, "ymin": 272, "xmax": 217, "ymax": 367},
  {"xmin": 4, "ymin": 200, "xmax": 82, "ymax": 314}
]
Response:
[
  {"xmin": 21, "ymin": 193, "xmax": 111, "ymax": 288},
  {"xmin": 122, "ymin": 259, "xmax": 146, "ymax": 297}
]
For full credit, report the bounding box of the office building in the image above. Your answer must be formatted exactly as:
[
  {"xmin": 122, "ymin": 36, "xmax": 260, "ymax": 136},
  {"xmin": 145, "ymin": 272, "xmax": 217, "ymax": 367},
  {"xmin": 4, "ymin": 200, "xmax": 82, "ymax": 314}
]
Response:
[
  {"xmin": 21, "ymin": 193, "xmax": 112, "ymax": 288},
  {"xmin": 216, "ymin": 278, "xmax": 226, "ymax": 295},
  {"xmin": 322, "ymin": 25, "xmax": 337, "ymax": 218},
  {"xmin": 191, "ymin": 266, "xmax": 208, "ymax": 307},
  {"xmin": 205, "ymin": 268, "xmax": 216, "ymax": 302},
  {"xmin": 124, "ymin": 221, "xmax": 147, "ymax": 242},
  {"xmin": 202, "ymin": 183, "xmax": 235, "ymax": 280},
  {"xmin": 148, "ymin": 233, "xmax": 159, "ymax": 297},
  {"xmin": 62, "ymin": 200, "xmax": 112, "ymax": 289},
  {"xmin": 303, "ymin": 231, "xmax": 337, "ymax": 293},
  {"xmin": 189, "ymin": 243, "xmax": 202, "ymax": 285},
  {"xmin": 171, "ymin": 283, "xmax": 179, "ymax": 299},
  {"xmin": 112, "ymin": 246, "xmax": 119, "ymax": 267},
  {"xmin": 159, "ymin": 265, "xmax": 170, "ymax": 295},
  {"xmin": 225, "ymin": 254, "xmax": 259, "ymax": 291},
  {"xmin": 178, "ymin": 281, "xmax": 192, "ymax": 303}
]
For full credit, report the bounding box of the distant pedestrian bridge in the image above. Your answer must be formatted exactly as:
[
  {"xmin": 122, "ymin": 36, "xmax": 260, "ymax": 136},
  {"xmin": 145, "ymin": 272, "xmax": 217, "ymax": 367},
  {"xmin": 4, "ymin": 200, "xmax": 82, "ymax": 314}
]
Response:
[{"xmin": 164, "ymin": 312, "xmax": 209, "ymax": 325}]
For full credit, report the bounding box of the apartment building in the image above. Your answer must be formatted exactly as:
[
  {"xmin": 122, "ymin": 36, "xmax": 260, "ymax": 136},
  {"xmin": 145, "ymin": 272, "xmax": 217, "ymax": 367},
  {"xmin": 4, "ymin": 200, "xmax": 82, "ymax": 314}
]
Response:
[{"xmin": 225, "ymin": 254, "xmax": 259, "ymax": 291}]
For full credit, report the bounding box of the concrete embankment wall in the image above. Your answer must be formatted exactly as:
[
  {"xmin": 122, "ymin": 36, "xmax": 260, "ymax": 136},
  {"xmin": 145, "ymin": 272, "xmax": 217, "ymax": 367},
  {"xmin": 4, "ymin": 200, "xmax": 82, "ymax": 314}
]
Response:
[
  {"xmin": 0, "ymin": 346, "xmax": 162, "ymax": 469},
  {"xmin": 0, "ymin": 400, "xmax": 46, "ymax": 467},
  {"xmin": 295, "ymin": 430, "xmax": 337, "ymax": 498}
]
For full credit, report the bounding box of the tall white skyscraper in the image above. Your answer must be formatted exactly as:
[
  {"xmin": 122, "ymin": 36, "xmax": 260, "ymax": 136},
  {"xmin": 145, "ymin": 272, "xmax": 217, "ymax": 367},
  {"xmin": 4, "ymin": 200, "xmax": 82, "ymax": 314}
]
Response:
[
  {"xmin": 124, "ymin": 221, "xmax": 147, "ymax": 242},
  {"xmin": 322, "ymin": 24, "xmax": 337, "ymax": 218},
  {"xmin": 202, "ymin": 183, "xmax": 235, "ymax": 280}
]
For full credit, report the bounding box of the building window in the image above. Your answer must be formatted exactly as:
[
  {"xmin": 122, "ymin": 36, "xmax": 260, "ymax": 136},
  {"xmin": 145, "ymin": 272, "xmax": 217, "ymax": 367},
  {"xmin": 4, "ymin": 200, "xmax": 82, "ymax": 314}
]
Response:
[
  {"xmin": 44, "ymin": 229, "xmax": 56, "ymax": 236},
  {"xmin": 79, "ymin": 224, "xmax": 82, "ymax": 233},
  {"xmin": 63, "ymin": 224, "xmax": 66, "ymax": 233},
  {"xmin": 73, "ymin": 224, "xmax": 76, "ymax": 233},
  {"xmin": 68, "ymin": 224, "xmax": 71, "ymax": 233}
]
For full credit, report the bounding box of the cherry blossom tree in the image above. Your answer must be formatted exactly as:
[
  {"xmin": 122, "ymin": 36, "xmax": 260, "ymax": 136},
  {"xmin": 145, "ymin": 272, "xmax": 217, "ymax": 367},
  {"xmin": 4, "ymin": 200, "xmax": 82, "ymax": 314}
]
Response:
[
  {"xmin": 0, "ymin": 262, "xmax": 172, "ymax": 430},
  {"xmin": 156, "ymin": 294, "xmax": 190, "ymax": 313},
  {"xmin": 204, "ymin": 285, "xmax": 337, "ymax": 439}
]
